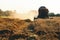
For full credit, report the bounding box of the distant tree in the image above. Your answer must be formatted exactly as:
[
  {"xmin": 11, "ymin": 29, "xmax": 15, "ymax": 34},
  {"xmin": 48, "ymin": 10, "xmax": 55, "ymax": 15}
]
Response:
[
  {"xmin": 0, "ymin": 9, "xmax": 3, "ymax": 13},
  {"xmin": 4, "ymin": 11, "xmax": 12, "ymax": 16},
  {"xmin": 0, "ymin": 9, "xmax": 15, "ymax": 18},
  {"xmin": 0, "ymin": 9, "xmax": 4, "ymax": 16},
  {"xmin": 37, "ymin": 6, "xmax": 49, "ymax": 18},
  {"xmin": 55, "ymin": 13, "xmax": 60, "ymax": 17},
  {"xmin": 48, "ymin": 12, "xmax": 55, "ymax": 17}
]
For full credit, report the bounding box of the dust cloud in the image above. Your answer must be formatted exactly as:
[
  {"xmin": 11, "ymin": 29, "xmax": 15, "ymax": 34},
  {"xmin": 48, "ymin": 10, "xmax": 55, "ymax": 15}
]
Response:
[{"xmin": 9, "ymin": 10, "xmax": 38, "ymax": 21}]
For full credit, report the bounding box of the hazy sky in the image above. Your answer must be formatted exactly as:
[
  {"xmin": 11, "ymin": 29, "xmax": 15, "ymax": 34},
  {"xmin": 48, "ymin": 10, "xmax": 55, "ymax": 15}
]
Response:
[{"xmin": 0, "ymin": 0, "xmax": 60, "ymax": 14}]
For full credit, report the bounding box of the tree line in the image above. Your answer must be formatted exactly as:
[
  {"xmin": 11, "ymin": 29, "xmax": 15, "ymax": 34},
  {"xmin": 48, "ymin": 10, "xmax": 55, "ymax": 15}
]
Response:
[
  {"xmin": 0, "ymin": 9, "xmax": 14, "ymax": 17},
  {"xmin": 48, "ymin": 12, "xmax": 60, "ymax": 17},
  {"xmin": 0, "ymin": 8, "xmax": 60, "ymax": 18}
]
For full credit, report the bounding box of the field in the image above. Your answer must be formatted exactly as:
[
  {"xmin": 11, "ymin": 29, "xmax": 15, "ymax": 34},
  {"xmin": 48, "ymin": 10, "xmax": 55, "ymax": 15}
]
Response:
[{"xmin": 0, "ymin": 17, "xmax": 60, "ymax": 40}]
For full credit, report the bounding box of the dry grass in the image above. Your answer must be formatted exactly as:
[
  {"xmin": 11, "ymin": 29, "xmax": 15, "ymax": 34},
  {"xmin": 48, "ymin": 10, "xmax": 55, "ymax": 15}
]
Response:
[{"xmin": 0, "ymin": 17, "xmax": 60, "ymax": 40}]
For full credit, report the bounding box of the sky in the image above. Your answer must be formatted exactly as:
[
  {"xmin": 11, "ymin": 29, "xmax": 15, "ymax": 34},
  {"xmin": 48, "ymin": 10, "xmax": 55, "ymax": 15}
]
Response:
[{"xmin": 0, "ymin": 0, "xmax": 60, "ymax": 14}]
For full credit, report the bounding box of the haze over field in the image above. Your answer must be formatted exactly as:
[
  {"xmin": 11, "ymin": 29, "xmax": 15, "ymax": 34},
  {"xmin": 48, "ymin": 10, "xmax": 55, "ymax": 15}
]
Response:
[
  {"xmin": 9, "ymin": 10, "xmax": 38, "ymax": 21},
  {"xmin": 0, "ymin": 0, "xmax": 60, "ymax": 14}
]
